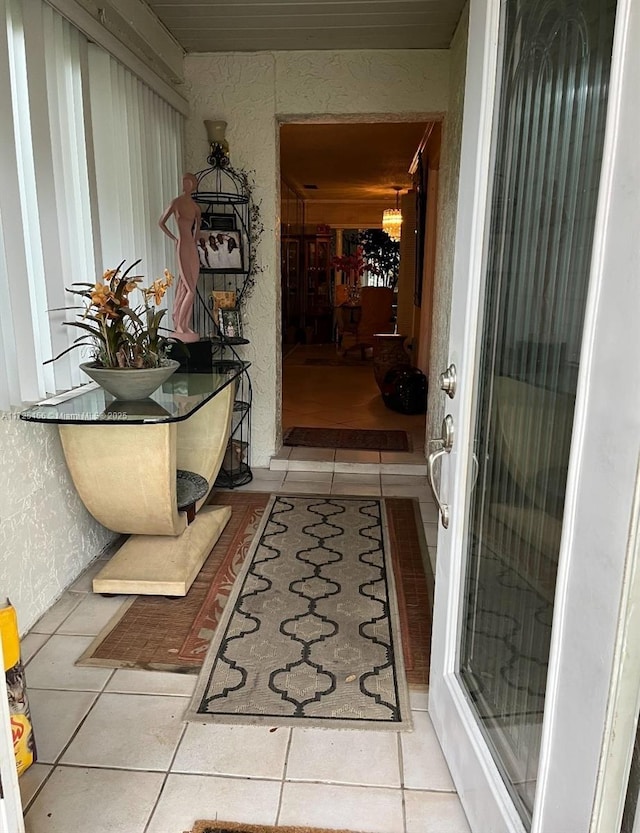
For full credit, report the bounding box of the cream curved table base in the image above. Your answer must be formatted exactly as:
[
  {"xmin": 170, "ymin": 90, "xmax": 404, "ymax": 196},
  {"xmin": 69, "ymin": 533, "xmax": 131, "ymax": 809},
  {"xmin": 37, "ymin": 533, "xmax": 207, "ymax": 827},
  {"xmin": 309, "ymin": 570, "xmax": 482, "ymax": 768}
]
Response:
[{"xmin": 58, "ymin": 383, "xmax": 235, "ymax": 596}]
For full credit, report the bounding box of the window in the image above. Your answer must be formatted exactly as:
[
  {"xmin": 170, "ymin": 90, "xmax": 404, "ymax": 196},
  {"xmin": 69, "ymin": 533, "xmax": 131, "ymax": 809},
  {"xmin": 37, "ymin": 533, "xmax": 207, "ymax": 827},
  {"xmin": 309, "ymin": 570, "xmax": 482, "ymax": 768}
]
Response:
[{"xmin": 0, "ymin": 0, "xmax": 184, "ymax": 408}]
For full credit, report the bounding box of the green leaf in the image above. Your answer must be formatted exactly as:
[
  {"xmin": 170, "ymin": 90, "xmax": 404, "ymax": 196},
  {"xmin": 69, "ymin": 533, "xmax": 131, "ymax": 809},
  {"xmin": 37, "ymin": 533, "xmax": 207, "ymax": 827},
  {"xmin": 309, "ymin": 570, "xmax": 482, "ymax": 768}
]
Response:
[
  {"xmin": 63, "ymin": 320, "xmax": 104, "ymax": 340},
  {"xmin": 44, "ymin": 338, "xmax": 92, "ymax": 364}
]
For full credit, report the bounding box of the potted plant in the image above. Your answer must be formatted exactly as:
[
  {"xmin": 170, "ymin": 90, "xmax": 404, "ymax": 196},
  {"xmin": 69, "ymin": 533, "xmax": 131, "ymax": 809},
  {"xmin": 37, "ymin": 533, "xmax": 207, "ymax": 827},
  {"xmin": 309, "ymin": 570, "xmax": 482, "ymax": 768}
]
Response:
[{"xmin": 47, "ymin": 259, "xmax": 181, "ymax": 400}]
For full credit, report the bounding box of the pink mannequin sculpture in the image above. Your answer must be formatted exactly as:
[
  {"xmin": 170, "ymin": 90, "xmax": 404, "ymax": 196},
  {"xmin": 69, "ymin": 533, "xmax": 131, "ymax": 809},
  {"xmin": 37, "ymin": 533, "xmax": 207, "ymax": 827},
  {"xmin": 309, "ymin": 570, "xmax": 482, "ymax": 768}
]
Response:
[{"xmin": 159, "ymin": 173, "xmax": 202, "ymax": 342}]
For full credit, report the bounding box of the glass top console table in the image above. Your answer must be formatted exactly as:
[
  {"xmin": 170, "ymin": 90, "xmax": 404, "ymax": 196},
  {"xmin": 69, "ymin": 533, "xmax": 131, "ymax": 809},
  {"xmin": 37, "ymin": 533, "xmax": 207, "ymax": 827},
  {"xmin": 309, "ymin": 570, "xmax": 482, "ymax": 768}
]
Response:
[
  {"xmin": 20, "ymin": 364, "xmax": 247, "ymax": 425},
  {"xmin": 20, "ymin": 365, "xmax": 247, "ymax": 596}
]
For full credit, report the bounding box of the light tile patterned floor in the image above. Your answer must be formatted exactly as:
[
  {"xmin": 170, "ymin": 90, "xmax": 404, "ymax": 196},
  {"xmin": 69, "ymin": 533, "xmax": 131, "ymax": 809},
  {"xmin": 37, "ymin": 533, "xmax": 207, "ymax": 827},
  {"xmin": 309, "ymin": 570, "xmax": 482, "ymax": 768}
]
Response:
[{"xmin": 19, "ymin": 479, "xmax": 468, "ymax": 833}]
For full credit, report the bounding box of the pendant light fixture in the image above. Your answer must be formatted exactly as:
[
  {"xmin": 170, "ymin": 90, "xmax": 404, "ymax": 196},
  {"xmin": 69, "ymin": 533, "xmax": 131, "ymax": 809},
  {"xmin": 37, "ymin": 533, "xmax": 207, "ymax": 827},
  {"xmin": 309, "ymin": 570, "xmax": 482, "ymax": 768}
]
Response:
[{"xmin": 382, "ymin": 186, "xmax": 403, "ymax": 242}]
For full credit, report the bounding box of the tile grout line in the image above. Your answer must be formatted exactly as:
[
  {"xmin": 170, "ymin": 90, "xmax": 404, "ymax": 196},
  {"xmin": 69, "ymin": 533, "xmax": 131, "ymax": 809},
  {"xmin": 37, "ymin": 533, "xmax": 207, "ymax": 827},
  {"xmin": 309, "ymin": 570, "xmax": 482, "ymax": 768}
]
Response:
[
  {"xmin": 20, "ymin": 766, "xmax": 53, "ymax": 815},
  {"xmin": 29, "ymin": 592, "xmax": 84, "ymax": 637},
  {"xmin": 21, "ymin": 667, "xmax": 116, "ymax": 816},
  {"xmin": 269, "ymin": 775, "xmax": 405, "ymax": 789},
  {"xmin": 397, "ymin": 730, "xmax": 408, "ymax": 833},
  {"xmin": 142, "ymin": 719, "xmax": 189, "ymax": 833},
  {"xmin": 23, "ymin": 632, "xmax": 53, "ymax": 668},
  {"xmin": 38, "ymin": 759, "xmax": 286, "ymax": 781},
  {"xmin": 28, "ymin": 685, "xmax": 195, "ymax": 698},
  {"xmin": 274, "ymin": 727, "xmax": 294, "ymax": 826}
]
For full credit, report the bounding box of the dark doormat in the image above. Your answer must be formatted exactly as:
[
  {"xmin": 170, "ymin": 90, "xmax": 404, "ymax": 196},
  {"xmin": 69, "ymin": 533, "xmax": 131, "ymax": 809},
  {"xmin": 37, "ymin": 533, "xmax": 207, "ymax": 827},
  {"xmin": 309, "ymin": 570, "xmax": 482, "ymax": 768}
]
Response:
[
  {"xmin": 190, "ymin": 823, "xmax": 363, "ymax": 833},
  {"xmin": 283, "ymin": 426, "xmax": 411, "ymax": 452}
]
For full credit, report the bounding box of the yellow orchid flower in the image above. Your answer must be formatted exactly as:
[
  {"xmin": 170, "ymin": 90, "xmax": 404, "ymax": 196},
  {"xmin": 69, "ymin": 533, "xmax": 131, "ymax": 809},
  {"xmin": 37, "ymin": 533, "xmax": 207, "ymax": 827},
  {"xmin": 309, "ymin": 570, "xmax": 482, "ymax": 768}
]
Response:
[
  {"xmin": 51, "ymin": 260, "xmax": 177, "ymax": 371},
  {"xmin": 144, "ymin": 279, "xmax": 167, "ymax": 306},
  {"xmin": 90, "ymin": 282, "xmax": 112, "ymax": 307}
]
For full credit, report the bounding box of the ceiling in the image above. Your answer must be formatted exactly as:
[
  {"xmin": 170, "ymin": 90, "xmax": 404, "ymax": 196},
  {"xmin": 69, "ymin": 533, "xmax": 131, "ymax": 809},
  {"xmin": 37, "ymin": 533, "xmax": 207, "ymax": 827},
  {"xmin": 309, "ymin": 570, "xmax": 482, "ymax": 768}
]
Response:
[
  {"xmin": 146, "ymin": 0, "xmax": 466, "ymax": 54},
  {"xmin": 280, "ymin": 122, "xmax": 429, "ymax": 205}
]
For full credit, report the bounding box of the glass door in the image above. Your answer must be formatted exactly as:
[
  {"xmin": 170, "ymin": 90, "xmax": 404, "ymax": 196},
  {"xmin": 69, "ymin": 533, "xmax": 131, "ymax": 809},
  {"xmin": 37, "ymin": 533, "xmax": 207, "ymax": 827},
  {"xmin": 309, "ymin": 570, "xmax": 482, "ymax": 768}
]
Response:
[
  {"xmin": 458, "ymin": 0, "xmax": 616, "ymax": 824},
  {"xmin": 428, "ymin": 0, "xmax": 639, "ymax": 829}
]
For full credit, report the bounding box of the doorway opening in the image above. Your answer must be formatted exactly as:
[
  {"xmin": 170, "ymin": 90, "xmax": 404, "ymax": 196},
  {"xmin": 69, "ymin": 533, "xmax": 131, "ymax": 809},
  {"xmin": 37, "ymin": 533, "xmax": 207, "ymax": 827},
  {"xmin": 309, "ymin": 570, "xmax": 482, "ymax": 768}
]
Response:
[{"xmin": 279, "ymin": 121, "xmax": 440, "ymax": 456}]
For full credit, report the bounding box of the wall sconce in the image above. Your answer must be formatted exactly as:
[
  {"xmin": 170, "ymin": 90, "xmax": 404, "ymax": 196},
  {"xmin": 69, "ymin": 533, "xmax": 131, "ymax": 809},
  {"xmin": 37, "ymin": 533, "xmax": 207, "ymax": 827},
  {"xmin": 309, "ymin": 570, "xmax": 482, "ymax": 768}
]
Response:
[
  {"xmin": 204, "ymin": 119, "xmax": 229, "ymax": 168},
  {"xmin": 382, "ymin": 186, "xmax": 403, "ymax": 242}
]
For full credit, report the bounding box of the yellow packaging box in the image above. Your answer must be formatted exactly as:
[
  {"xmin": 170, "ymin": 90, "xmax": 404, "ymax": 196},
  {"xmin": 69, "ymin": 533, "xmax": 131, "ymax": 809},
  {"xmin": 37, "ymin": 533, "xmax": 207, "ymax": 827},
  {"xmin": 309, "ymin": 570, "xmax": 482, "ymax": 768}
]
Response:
[{"xmin": 0, "ymin": 600, "xmax": 36, "ymax": 776}]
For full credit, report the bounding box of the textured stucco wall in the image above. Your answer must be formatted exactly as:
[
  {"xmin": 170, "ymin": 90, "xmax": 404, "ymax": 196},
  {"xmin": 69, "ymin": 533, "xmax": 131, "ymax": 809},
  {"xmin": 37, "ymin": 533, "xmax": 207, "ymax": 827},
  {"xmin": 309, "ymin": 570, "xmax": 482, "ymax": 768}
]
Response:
[
  {"xmin": 0, "ymin": 417, "xmax": 114, "ymax": 634},
  {"xmin": 274, "ymin": 51, "xmax": 449, "ymax": 116},
  {"xmin": 427, "ymin": 8, "xmax": 469, "ymax": 458},
  {"xmin": 184, "ymin": 49, "xmax": 450, "ymax": 466}
]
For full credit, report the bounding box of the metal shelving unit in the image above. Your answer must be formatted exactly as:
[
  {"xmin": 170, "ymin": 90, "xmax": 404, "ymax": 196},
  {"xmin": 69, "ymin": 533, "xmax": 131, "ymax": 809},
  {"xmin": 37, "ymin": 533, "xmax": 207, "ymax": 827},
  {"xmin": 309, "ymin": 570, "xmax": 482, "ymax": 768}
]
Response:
[{"xmin": 186, "ymin": 148, "xmax": 255, "ymax": 488}]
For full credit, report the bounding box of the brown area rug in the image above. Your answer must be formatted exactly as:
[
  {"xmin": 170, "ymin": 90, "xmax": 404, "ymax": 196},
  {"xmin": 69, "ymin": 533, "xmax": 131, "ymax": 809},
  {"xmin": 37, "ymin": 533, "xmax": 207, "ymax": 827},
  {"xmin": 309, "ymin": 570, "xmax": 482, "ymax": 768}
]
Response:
[
  {"xmin": 283, "ymin": 427, "xmax": 411, "ymax": 452},
  {"xmin": 78, "ymin": 494, "xmax": 432, "ymax": 688},
  {"xmin": 78, "ymin": 491, "xmax": 269, "ymax": 672},
  {"xmin": 190, "ymin": 823, "xmax": 361, "ymax": 833}
]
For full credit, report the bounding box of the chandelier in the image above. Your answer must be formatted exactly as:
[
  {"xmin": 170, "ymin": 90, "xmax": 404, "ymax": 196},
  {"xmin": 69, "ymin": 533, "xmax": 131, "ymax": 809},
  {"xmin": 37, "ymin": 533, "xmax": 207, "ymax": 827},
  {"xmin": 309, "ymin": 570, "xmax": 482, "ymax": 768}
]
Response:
[{"xmin": 382, "ymin": 187, "xmax": 402, "ymax": 242}]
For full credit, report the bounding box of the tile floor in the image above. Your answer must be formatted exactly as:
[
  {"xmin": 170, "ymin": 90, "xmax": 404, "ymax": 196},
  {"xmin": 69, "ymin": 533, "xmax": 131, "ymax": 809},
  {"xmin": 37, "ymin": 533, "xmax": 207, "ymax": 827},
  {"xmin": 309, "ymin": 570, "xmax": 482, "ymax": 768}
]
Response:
[
  {"xmin": 15, "ymin": 341, "xmax": 449, "ymax": 830},
  {"xmin": 18, "ymin": 473, "xmax": 467, "ymax": 833}
]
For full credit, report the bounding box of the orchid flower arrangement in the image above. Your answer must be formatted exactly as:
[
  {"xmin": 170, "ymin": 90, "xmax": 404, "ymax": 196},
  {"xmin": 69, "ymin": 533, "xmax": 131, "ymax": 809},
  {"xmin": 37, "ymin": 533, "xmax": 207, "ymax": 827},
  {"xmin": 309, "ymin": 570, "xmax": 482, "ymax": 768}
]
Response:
[
  {"xmin": 331, "ymin": 251, "xmax": 366, "ymax": 282},
  {"xmin": 47, "ymin": 259, "xmax": 175, "ymax": 369}
]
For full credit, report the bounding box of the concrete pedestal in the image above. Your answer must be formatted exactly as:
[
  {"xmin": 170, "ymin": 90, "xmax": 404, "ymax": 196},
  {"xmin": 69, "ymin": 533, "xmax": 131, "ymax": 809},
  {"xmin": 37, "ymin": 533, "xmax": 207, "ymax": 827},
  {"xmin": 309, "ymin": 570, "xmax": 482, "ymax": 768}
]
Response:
[{"xmin": 58, "ymin": 382, "xmax": 235, "ymax": 596}]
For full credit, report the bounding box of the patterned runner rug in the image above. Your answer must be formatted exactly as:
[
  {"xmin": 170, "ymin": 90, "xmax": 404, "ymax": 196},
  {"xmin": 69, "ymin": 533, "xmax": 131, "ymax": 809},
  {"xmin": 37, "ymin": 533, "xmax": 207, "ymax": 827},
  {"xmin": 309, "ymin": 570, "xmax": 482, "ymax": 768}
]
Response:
[
  {"xmin": 283, "ymin": 426, "xmax": 411, "ymax": 451},
  {"xmin": 77, "ymin": 494, "xmax": 432, "ymax": 689},
  {"xmin": 186, "ymin": 495, "xmax": 412, "ymax": 730}
]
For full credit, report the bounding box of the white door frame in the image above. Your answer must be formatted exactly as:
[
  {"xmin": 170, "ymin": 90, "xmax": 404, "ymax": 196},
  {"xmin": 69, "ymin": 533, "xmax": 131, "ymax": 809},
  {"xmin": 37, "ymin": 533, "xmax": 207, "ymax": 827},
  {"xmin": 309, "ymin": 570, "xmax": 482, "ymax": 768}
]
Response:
[
  {"xmin": 534, "ymin": 0, "xmax": 639, "ymax": 826},
  {"xmin": 591, "ymin": 459, "xmax": 640, "ymax": 832},
  {"xmin": 429, "ymin": 0, "xmax": 640, "ymax": 830}
]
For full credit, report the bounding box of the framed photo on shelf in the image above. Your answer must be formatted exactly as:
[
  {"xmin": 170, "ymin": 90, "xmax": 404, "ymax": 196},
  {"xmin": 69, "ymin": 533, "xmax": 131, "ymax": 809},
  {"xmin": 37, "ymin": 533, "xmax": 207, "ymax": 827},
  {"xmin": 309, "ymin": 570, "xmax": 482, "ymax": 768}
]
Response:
[
  {"xmin": 197, "ymin": 217, "xmax": 244, "ymax": 274},
  {"xmin": 210, "ymin": 290, "xmax": 237, "ymax": 314},
  {"xmin": 218, "ymin": 307, "xmax": 242, "ymax": 339}
]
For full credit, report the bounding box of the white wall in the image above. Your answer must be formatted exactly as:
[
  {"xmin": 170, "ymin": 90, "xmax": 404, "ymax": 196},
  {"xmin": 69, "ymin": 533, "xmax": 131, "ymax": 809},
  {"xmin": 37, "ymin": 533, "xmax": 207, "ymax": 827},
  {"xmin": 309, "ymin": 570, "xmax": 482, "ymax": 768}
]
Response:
[
  {"xmin": 427, "ymin": 6, "xmax": 469, "ymax": 457},
  {"xmin": 0, "ymin": 417, "xmax": 114, "ymax": 634},
  {"xmin": 184, "ymin": 49, "xmax": 450, "ymax": 466}
]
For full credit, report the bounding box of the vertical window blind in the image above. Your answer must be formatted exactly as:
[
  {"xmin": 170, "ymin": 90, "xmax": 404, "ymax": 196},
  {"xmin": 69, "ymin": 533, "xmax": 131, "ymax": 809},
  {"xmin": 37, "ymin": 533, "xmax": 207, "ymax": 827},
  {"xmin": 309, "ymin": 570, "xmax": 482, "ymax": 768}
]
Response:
[
  {"xmin": 0, "ymin": 0, "xmax": 184, "ymax": 409},
  {"xmin": 88, "ymin": 46, "xmax": 184, "ymax": 288}
]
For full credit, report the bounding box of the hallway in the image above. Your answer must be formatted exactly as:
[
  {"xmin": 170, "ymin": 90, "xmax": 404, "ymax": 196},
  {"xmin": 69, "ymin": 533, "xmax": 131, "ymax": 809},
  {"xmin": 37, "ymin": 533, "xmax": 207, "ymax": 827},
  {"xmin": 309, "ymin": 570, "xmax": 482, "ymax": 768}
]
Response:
[
  {"xmin": 282, "ymin": 344, "xmax": 426, "ymax": 455},
  {"xmin": 17, "ymin": 470, "xmax": 470, "ymax": 833}
]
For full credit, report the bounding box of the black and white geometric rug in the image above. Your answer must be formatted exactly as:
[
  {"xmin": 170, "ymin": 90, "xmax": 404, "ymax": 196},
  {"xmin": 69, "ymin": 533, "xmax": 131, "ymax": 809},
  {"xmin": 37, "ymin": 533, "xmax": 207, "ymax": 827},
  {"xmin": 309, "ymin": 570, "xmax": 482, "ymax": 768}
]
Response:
[{"xmin": 185, "ymin": 495, "xmax": 411, "ymax": 730}]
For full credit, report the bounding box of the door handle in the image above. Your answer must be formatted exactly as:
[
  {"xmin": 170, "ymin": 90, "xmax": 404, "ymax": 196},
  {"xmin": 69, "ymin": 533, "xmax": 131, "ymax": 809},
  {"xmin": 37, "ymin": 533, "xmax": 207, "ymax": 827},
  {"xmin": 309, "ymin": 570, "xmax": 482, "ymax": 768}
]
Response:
[
  {"xmin": 427, "ymin": 446, "xmax": 450, "ymax": 529},
  {"xmin": 427, "ymin": 415, "xmax": 454, "ymax": 528}
]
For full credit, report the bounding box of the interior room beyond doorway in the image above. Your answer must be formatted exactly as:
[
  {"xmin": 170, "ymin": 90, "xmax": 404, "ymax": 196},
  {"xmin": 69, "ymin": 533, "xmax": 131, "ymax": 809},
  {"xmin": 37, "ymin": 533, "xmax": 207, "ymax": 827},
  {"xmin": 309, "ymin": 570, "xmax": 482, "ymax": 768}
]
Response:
[
  {"xmin": 280, "ymin": 122, "xmax": 438, "ymax": 453},
  {"xmin": 283, "ymin": 343, "xmax": 426, "ymax": 454}
]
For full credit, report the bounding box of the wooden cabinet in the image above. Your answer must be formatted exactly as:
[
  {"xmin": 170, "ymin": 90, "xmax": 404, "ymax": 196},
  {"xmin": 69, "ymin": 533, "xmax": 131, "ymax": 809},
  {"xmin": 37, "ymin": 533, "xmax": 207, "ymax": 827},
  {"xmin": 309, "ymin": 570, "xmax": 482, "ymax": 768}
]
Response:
[
  {"xmin": 282, "ymin": 236, "xmax": 302, "ymax": 341},
  {"xmin": 305, "ymin": 235, "xmax": 332, "ymax": 312},
  {"xmin": 281, "ymin": 230, "xmax": 335, "ymax": 343},
  {"xmin": 305, "ymin": 234, "xmax": 334, "ymax": 342}
]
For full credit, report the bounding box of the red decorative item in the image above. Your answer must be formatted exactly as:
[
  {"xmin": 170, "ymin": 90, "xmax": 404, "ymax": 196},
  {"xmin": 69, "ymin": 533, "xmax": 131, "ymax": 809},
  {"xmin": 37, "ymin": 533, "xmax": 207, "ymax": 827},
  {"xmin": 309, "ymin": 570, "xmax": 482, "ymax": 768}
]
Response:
[{"xmin": 331, "ymin": 249, "xmax": 367, "ymax": 285}]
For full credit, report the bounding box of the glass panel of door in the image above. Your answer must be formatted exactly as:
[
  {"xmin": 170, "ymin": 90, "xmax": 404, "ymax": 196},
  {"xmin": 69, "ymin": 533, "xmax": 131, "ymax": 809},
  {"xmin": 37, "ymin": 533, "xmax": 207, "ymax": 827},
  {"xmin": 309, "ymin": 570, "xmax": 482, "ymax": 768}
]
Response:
[{"xmin": 458, "ymin": 0, "xmax": 616, "ymax": 825}]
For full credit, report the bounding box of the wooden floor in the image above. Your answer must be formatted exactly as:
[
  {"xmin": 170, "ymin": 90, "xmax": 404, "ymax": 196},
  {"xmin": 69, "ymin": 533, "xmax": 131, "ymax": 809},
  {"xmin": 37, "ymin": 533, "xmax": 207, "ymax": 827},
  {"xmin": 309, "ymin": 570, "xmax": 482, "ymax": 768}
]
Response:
[{"xmin": 282, "ymin": 344, "xmax": 426, "ymax": 453}]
